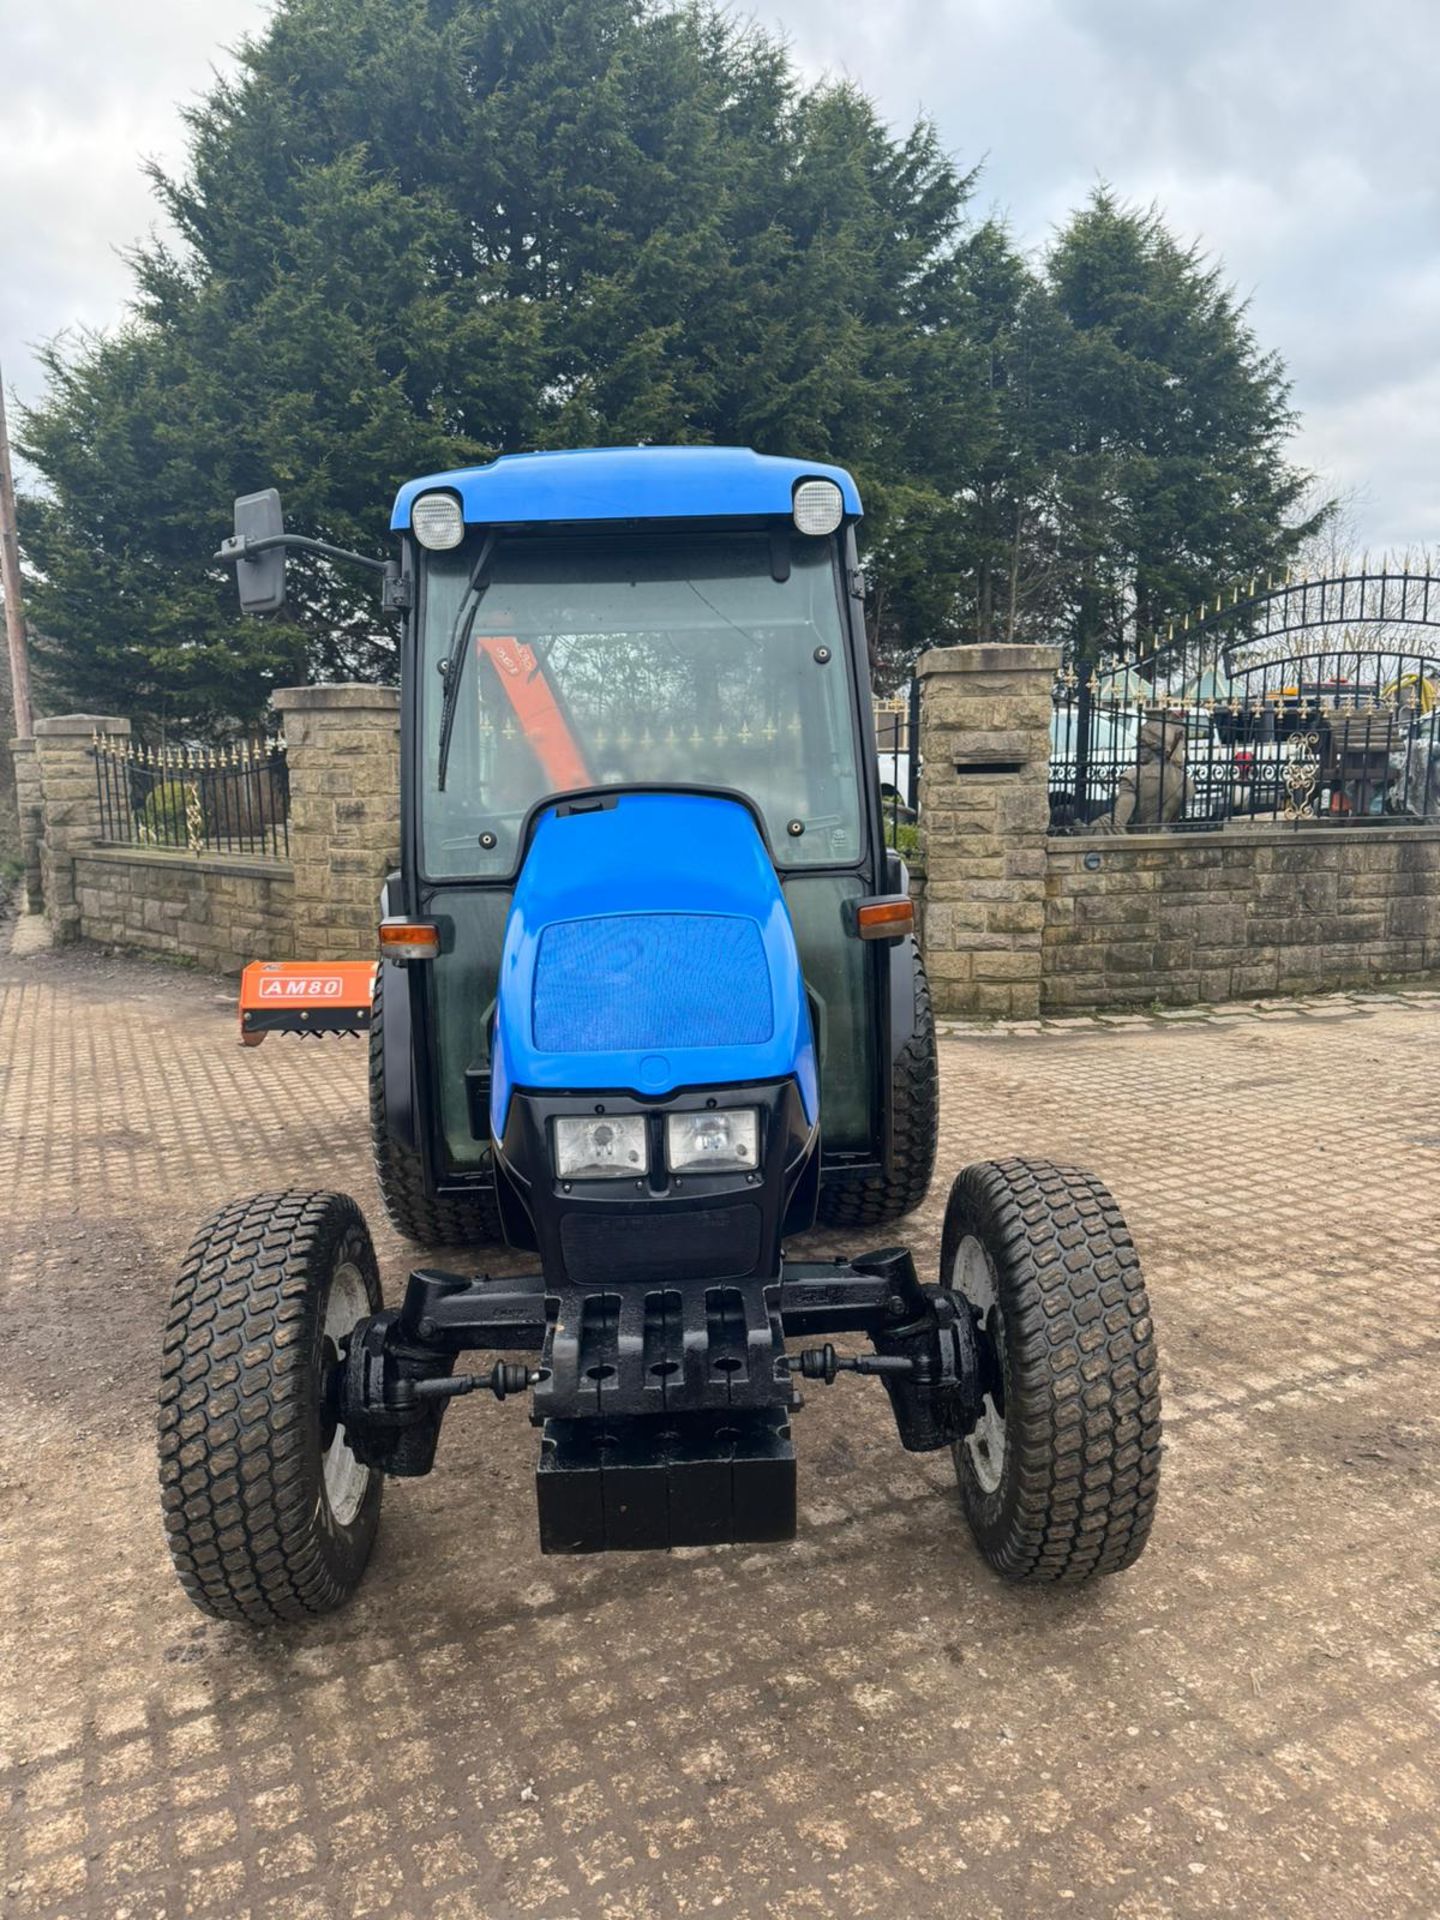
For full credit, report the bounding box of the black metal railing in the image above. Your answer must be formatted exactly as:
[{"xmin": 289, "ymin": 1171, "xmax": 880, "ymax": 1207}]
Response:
[
  {"xmin": 1145, "ymin": 567, "xmax": 1440, "ymax": 658},
  {"xmin": 93, "ymin": 735, "xmax": 290, "ymax": 858},
  {"xmin": 875, "ymin": 682, "xmax": 921, "ymax": 857},
  {"xmin": 1050, "ymin": 649, "xmax": 1440, "ymax": 833}
]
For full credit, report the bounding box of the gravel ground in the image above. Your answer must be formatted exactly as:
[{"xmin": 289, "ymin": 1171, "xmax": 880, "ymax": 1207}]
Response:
[{"xmin": 1, "ymin": 932, "xmax": 1438, "ymax": 1919}]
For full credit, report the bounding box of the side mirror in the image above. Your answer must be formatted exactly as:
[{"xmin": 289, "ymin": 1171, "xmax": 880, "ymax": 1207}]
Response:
[
  {"xmin": 231, "ymin": 488, "xmax": 286, "ymax": 614},
  {"xmin": 215, "ymin": 489, "xmax": 400, "ymax": 614}
]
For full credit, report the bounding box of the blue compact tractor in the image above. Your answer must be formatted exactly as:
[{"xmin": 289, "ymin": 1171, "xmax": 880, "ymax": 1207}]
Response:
[{"xmin": 159, "ymin": 449, "xmax": 1161, "ymax": 1622}]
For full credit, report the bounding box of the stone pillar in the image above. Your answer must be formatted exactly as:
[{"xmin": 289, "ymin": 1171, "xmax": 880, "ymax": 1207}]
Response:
[
  {"xmin": 8, "ymin": 737, "xmax": 44, "ymax": 913},
  {"xmin": 33, "ymin": 714, "xmax": 131, "ymax": 941},
  {"xmin": 271, "ymin": 684, "xmax": 400, "ymax": 961},
  {"xmin": 916, "ymin": 645, "xmax": 1059, "ymax": 1018}
]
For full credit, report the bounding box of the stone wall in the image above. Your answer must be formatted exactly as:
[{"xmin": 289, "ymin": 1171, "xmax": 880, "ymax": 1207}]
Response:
[
  {"xmin": 33, "ymin": 713, "xmax": 130, "ymax": 942},
  {"xmin": 24, "ymin": 685, "xmax": 399, "ymax": 972},
  {"xmin": 272, "ymin": 685, "xmax": 401, "ymax": 962},
  {"xmin": 1044, "ymin": 824, "xmax": 1440, "ymax": 1009},
  {"xmin": 9, "ymin": 736, "xmax": 43, "ymax": 913},
  {"xmin": 917, "ymin": 644, "xmax": 1440, "ymax": 1013},
  {"xmin": 72, "ymin": 848, "xmax": 295, "ymax": 973},
  {"xmin": 28, "ymin": 663, "xmax": 1440, "ymax": 1008}
]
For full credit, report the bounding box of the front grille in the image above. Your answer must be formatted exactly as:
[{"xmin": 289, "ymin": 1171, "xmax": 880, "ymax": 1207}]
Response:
[
  {"xmin": 560, "ymin": 1203, "xmax": 762, "ymax": 1285},
  {"xmin": 533, "ymin": 913, "xmax": 772, "ymax": 1052}
]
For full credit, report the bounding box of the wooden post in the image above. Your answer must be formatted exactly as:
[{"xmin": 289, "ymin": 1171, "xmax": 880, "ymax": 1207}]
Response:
[{"xmin": 0, "ymin": 366, "xmax": 34, "ymax": 740}]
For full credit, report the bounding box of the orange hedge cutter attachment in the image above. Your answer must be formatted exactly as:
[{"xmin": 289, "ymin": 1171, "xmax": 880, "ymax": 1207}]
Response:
[{"xmin": 238, "ymin": 960, "xmax": 378, "ymax": 1047}]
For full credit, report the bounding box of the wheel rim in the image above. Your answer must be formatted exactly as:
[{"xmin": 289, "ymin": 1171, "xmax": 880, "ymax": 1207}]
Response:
[
  {"xmin": 321, "ymin": 1259, "xmax": 371, "ymax": 1528},
  {"xmin": 953, "ymin": 1234, "xmax": 1007, "ymax": 1495}
]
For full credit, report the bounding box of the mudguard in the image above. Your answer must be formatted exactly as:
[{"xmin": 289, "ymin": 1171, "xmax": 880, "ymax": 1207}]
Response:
[{"xmin": 375, "ymin": 876, "xmax": 420, "ymax": 1154}]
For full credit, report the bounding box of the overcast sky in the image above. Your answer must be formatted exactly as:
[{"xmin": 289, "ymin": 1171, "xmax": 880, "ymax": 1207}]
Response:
[{"xmin": 4, "ymin": 0, "xmax": 1437, "ymax": 553}]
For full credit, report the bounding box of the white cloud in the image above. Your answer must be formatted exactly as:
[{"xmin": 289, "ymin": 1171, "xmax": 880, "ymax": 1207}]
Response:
[
  {"xmin": 3, "ymin": 0, "xmax": 1438, "ymax": 549},
  {"xmin": 777, "ymin": 0, "xmax": 1440, "ymax": 550},
  {"xmin": 0, "ymin": 2, "xmax": 272, "ymax": 418}
]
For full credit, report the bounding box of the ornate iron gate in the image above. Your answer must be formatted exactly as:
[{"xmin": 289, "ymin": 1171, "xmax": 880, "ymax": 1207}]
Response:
[{"xmin": 1050, "ymin": 569, "xmax": 1440, "ymax": 832}]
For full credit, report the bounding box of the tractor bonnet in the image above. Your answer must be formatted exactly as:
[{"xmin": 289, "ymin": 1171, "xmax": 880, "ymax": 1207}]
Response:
[{"xmin": 488, "ymin": 790, "xmax": 818, "ymax": 1139}]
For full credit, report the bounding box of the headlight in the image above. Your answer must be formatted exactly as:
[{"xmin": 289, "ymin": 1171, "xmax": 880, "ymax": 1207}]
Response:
[
  {"xmin": 665, "ymin": 1107, "xmax": 759, "ymax": 1173},
  {"xmin": 554, "ymin": 1114, "xmax": 648, "ymax": 1179},
  {"xmin": 792, "ymin": 478, "xmax": 844, "ymax": 536},
  {"xmin": 411, "ymin": 491, "xmax": 465, "ymax": 550}
]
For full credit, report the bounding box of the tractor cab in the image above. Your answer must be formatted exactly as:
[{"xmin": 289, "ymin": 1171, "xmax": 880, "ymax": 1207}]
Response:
[{"xmin": 356, "ymin": 448, "xmax": 937, "ymax": 1243}]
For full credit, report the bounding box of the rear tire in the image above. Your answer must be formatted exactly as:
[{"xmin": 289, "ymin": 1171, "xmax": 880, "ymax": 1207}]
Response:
[
  {"xmin": 369, "ymin": 966, "xmax": 502, "ymax": 1247},
  {"xmin": 940, "ymin": 1157, "xmax": 1162, "ymax": 1582},
  {"xmin": 157, "ymin": 1190, "xmax": 383, "ymax": 1624},
  {"xmin": 815, "ymin": 947, "xmax": 937, "ymax": 1230}
]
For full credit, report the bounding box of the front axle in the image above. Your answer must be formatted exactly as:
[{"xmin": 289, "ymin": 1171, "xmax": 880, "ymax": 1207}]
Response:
[{"xmin": 334, "ymin": 1251, "xmax": 989, "ymax": 1552}]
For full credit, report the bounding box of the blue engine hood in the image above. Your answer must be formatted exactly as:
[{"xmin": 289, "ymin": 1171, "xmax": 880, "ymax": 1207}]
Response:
[{"xmin": 490, "ymin": 792, "xmax": 818, "ymax": 1134}]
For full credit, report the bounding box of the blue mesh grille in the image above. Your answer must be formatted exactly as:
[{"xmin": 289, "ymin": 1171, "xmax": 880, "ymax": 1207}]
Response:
[{"xmin": 533, "ymin": 914, "xmax": 773, "ymax": 1053}]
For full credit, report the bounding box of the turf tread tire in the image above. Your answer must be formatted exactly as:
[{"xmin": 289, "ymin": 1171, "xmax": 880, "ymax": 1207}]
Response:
[
  {"xmin": 369, "ymin": 967, "xmax": 502, "ymax": 1247},
  {"xmin": 157, "ymin": 1189, "xmax": 383, "ymax": 1624},
  {"xmin": 815, "ymin": 947, "xmax": 937, "ymax": 1231},
  {"xmin": 943, "ymin": 1156, "xmax": 1162, "ymax": 1583}
]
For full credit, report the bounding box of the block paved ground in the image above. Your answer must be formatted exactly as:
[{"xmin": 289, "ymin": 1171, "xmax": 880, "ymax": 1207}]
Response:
[{"xmin": 1, "ymin": 930, "xmax": 1438, "ymax": 1920}]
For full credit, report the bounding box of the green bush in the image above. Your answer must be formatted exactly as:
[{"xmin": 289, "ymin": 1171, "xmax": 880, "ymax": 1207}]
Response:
[
  {"xmin": 884, "ymin": 819, "xmax": 920, "ymax": 860},
  {"xmin": 138, "ymin": 778, "xmax": 196, "ymax": 843}
]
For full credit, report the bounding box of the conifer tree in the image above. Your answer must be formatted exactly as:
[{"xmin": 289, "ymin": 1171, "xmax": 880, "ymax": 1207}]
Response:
[{"xmin": 20, "ymin": 0, "xmax": 982, "ymax": 725}]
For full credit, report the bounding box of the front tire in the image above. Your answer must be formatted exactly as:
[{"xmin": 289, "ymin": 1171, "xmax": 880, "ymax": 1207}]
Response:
[
  {"xmin": 941, "ymin": 1158, "xmax": 1162, "ymax": 1582},
  {"xmin": 157, "ymin": 1190, "xmax": 383, "ymax": 1624}
]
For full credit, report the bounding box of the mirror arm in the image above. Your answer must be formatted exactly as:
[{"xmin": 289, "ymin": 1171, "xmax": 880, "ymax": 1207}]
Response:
[
  {"xmin": 216, "ymin": 531, "xmax": 410, "ymax": 613},
  {"xmin": 215, "ymin": 531, "xmax": 390, "ymax": 575}
]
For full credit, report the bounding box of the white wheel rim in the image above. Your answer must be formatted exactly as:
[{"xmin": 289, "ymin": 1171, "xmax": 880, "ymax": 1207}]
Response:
[
  {"xmin": 953, "ymin": 1234, "xmax": 1006, "ymax": 1495},
  {"xmin": 322, "ymin": 1259, "xmax": 371, "ymax": 1527}
]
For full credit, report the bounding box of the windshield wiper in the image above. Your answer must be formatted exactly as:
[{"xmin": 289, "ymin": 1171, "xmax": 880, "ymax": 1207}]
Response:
[{"xmin": 436, "ymin": 534, "xmax": 497, "ymax": 793}]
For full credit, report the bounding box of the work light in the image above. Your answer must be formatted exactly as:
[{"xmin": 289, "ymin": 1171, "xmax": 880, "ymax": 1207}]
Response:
[
  {"xmin": 554, "ymin": 1114, "xmax": 649, "ymax": 1179},
  {"xmin": 411, "ymin": 491, "xmax": 465, "ymax": 550},
  {"xmin": 792, "ymin": 479, "xmax": 844, "ymax": 536},
  {"xmin": 665, "ymin": 1108, "xmax": 759, "ymax": 1173}
]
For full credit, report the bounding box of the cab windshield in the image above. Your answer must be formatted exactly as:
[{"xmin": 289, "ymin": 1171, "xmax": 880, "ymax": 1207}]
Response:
[{"xmin": 419, "ymin": 530, "xmax": 862, "ymax": 878}]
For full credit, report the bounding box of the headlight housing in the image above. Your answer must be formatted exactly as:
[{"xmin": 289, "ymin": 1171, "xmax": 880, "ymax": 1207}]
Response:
[
  {"xmin": 411, "ymin": 491, "xmax": 465, "ymax": 551},
  {"xmin": 554, "ymin": 1114, "xmax": 649, "ymax": 1179},
  {"xmin": 792, "ymin": 478, "xmax": 844, "ymax": 536},
  {"xmin": 666, "ymin": 1107, "xmax": 759, "ymax": 1173}
]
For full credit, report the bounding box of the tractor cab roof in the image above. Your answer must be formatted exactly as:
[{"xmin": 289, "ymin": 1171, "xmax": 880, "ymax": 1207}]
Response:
[{"xmin": 390, "ymin": 445, "xmax": 862, "ymax": 533}]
